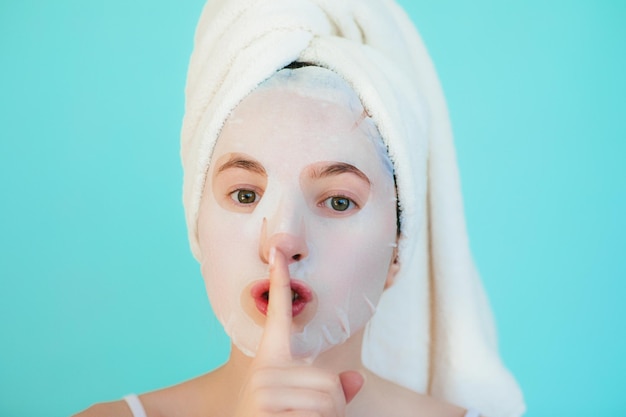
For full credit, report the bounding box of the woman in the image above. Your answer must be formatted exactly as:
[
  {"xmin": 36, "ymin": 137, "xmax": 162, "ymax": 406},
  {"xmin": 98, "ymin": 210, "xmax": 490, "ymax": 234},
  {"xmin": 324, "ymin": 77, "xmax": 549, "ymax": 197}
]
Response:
[{"xmin": 75, "ymin": 0, "xmax": 524, "ymax": 416}]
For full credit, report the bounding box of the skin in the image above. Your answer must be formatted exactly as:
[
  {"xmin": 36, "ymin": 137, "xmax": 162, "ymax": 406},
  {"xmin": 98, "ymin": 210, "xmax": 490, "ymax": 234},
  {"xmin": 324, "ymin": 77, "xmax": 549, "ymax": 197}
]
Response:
[{"xmin": 73, "ymin": 85, "xmax": 472, "ymax": 417}]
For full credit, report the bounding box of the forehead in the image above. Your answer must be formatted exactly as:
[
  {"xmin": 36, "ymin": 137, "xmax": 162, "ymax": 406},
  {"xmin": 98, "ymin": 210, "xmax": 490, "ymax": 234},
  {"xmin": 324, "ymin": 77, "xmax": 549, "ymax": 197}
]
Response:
[
  {"xmin": 211, "ymin": 75, "xmax": 388, "ymax": 177},
  {"xmin": 215, "ymin": 89, "xmax": 376, "ymax": 172}
]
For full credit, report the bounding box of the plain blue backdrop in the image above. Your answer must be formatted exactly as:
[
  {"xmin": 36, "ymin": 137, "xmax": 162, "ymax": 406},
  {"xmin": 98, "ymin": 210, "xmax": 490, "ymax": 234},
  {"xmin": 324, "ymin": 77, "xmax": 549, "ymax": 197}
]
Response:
[{"xmin": 1, "ymin": 1, "xmax": 624, "ymax": 416}]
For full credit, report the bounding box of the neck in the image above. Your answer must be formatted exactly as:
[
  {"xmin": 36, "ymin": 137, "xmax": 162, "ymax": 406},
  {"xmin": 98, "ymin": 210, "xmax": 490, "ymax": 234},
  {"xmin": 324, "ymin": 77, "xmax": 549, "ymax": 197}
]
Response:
[
  {"xmin": 311, "ymin": 328, "xmax": 366, "ymax": 371},
  {"xmin": 221, "ymin": 328, "xmax": 366, "ymax": 383}
]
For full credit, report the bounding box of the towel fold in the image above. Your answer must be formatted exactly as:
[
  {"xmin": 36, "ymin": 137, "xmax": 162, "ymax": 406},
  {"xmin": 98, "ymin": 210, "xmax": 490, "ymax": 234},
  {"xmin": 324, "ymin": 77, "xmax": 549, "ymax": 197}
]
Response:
[{"xmin": 181, "ymin": 0, "xmax": 525, "ymax": 415}]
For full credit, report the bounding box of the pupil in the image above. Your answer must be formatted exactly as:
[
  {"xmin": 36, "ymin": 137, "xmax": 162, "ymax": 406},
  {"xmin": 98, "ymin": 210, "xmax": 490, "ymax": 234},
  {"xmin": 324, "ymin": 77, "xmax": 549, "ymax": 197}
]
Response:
[
  {"xmin": 331, "ymin": 197, "xmax": 349, "ymax": 211},
  {"xmin": 238, "ymin": 190, "xmax": 255, "ymax": 204}
]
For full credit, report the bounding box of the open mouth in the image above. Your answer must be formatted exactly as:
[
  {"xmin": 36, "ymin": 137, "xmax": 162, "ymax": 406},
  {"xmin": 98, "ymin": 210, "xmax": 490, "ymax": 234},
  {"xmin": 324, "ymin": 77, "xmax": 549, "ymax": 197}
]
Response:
[{"xmin": 250, "ymin": 280, "xmax": 312, "ymax": 317}]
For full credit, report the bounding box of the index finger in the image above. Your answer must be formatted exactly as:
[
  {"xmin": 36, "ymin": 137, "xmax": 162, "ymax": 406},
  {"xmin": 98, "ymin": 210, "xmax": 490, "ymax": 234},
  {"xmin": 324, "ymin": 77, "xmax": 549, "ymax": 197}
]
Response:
[{"xmin": 257, "ymin": 246, "xmax": 293, "ymax": 361}]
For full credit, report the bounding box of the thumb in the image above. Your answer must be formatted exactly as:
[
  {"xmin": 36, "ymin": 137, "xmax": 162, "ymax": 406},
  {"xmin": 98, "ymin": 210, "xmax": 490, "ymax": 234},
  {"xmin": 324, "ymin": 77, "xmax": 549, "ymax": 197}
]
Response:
[{"xmin": 339, "ymin": 370, "xmax": 364, "ymax": 404}]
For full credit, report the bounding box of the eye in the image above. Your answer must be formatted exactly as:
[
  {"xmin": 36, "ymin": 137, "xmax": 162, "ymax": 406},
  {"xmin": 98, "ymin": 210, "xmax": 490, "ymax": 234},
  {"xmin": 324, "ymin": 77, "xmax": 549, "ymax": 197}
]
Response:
[
  {"xmin": 323, "ymin": 196, "xmax": 356, "ymax": 212},
  {"xmin": 230, "ymin": 189, "xmax": 258, "ymax": 205}
]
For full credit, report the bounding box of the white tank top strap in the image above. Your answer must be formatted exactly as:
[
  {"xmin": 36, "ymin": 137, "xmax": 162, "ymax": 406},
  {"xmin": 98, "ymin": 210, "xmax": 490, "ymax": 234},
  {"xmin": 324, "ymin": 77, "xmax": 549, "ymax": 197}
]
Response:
[
  {"xmin": 464, "ymin": 409, "xmax": 481, "ymax": 417},
  {"xmin": 123, "ymin": 394, "xmax": 147, "ymax": 417}
]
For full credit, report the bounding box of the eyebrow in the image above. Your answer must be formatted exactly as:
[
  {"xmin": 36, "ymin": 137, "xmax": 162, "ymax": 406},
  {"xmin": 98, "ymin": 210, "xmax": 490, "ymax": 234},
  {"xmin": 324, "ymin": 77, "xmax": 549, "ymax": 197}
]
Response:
[
  {"xmin": 310, "ymin": 163, "xmax": 370, "ymax": 184},
  {"xmin": 216, "ymin": 155, "xmax": 267, "ymax": 176}
]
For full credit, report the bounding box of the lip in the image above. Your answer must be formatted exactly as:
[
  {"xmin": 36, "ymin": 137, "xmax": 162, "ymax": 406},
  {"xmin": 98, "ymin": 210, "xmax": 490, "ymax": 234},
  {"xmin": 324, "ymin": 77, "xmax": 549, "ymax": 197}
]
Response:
[{"xmin": 250, "ymin": 279, "xmax": 313, "ymax": 317}]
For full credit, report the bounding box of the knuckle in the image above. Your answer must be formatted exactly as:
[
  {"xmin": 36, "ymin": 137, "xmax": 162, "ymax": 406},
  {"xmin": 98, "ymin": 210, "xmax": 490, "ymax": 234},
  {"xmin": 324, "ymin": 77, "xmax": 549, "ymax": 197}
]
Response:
[
  {"xmin": 321, "ymin": 372, "xmax": 342, "ymax": 393},
  {"xmin": 250, "ymin": 388, "xmax": 272, "ymax": 410},
  {"xmin": 247, "ymin": 368, "xmax": 273, "ymax": 389},
  {"xmin": 245, "ymin": 377, "xmax": 262, "ymax": 393},
  {"xmin": 314, "ymin": 391, "xmax": 336, "ymax": 414},
  {"xmin": 255, "ymin": 399, "xmax": 270, "ymax": 412},
  {"xmin": 299, "ymin": 412, "xmax": 322, "ymax": 417}
]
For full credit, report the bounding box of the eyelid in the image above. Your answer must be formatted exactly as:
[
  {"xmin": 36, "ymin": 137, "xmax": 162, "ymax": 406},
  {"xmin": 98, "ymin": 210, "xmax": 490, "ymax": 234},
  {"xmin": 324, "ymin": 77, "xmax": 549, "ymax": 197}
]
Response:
[
  {"xmin": 317, "ymin": 191, "xmax": 362, "ymax": 212},
  {"xmin": 226, "ymin": 185, "xmax": 264, "ymax": 207}
]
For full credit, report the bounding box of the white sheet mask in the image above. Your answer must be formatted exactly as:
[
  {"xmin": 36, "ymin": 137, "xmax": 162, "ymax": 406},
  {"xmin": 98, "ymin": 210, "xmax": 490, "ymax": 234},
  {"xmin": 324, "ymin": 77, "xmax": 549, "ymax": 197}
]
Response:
[{"xmin": 197, "ymin": 67, "xmax": 398, "ymax": 359}]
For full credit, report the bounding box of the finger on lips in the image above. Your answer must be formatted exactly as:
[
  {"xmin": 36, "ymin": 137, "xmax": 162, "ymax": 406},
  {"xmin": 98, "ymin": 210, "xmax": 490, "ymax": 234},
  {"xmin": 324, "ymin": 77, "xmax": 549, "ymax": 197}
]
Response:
[
  {"xmin": 258, "ymin": 246, "xmax": 294, "ymax": 361},
  {"xmin": 252, "ymin": 246, "xmax": 361, "ymax": 414}
]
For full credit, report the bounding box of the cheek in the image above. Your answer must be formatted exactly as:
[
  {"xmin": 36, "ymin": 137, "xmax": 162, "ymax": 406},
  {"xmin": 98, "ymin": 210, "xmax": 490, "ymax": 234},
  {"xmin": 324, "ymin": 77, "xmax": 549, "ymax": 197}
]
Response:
[
  {"xmin": 198, "ymin": 201, "xmax": 263, "ymax": 317},
  {"xmin": 311, "ymin": 206, "xmax": 396, "ymax": 297}
]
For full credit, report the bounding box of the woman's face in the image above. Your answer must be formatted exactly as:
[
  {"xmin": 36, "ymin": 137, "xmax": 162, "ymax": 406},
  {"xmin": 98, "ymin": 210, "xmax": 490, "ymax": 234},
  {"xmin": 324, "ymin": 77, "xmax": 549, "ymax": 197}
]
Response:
[{"xmin": 197, "ymin": 80, "xmax": 399, "ymax": 359}]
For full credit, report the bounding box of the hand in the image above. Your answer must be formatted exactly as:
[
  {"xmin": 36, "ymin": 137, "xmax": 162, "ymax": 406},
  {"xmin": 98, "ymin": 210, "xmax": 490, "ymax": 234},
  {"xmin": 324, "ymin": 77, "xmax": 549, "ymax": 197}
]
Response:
[{"xmin": 233, "ymin": 247, "xmax": 364, "ymax": 417}]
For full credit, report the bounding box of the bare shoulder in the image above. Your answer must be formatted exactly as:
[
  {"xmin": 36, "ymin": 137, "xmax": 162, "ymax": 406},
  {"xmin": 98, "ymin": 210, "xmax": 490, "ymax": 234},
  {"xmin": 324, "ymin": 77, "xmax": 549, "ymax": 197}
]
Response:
[
  {"xmin": 72, "ymin": 367, "xmax": 229, "ymax": 417},
  {"xmin": 139, "ymin": 367, "xmax": 233, "ymax": 417},
  {"xmin": 72, "ymin": 400, "xmax": 132, "ymax": 417},
  {"xmin": 353, "ymin": 370, "xmax": 468, "ymax": 417}
]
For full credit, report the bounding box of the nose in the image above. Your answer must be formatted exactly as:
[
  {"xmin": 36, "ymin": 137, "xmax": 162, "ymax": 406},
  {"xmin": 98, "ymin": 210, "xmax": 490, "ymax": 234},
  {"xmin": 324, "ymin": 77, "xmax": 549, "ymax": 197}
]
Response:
[{"xmin": 259, "ymin": 210, "xmax": 309, "ymax": 265}]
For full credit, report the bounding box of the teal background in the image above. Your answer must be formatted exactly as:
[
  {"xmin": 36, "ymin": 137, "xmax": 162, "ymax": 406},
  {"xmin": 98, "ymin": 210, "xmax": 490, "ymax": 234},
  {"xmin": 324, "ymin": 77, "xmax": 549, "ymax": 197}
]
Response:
[{"xmin": 1, "ymin": 0, "xmax": 624, "ymax": 416}]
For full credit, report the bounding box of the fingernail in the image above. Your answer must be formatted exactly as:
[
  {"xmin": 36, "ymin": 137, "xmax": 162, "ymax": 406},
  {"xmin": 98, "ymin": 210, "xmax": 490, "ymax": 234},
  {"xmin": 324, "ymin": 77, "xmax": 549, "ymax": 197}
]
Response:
[{"xmin": 269, "ymin": 246, "xmax": 276, "ymax": 267}]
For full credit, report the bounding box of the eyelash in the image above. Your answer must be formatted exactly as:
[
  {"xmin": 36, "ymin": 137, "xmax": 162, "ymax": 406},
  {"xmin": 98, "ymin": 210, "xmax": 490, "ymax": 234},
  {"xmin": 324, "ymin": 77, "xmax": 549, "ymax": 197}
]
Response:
[
  {"xmin": 318, "ymin": 194, "xmax": 360, "ymax": 213},
  {"xmin": 229, "ymin": 188, "xmax": 262, "ymax": 206}
]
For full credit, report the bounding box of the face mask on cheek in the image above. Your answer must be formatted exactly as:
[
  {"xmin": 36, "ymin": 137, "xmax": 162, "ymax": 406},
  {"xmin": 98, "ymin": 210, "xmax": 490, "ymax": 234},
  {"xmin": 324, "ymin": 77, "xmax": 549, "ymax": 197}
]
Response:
[
  {"xmin": 198, "ymin": 198, "xmax": 267, "ymax": 357},
  {"xmin": 290, "ymin": 209, "xmax": 397, "ymax": 358}
]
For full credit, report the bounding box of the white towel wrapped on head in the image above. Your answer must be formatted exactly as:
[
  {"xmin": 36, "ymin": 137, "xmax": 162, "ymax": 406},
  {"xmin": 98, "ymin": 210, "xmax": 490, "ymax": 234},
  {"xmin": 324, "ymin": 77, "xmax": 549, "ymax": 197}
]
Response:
[{"xmin": 181, "ymin": 0, "xmax": 525, "ymax": 416}]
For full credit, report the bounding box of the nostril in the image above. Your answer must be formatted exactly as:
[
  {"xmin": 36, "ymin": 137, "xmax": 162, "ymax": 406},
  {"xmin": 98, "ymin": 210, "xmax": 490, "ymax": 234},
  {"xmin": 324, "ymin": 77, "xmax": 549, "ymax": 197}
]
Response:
[{"xmin": 292, "ymin": 254, "xmax": 302, "ymax": 261}]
